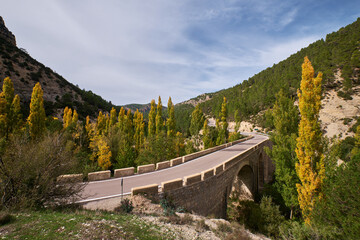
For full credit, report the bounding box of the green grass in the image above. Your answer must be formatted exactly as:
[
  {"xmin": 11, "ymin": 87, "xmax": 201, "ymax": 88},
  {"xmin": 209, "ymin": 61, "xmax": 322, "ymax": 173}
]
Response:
[{"xmin": 0, "ymin": 209, "xmax": 174, "ymax": 239}]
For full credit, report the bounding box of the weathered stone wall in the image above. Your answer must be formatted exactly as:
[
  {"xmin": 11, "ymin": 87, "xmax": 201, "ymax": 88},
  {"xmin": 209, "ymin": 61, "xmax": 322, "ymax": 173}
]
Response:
[{"xmin": 157, "ymin": 139, "xmax": 273, "ymax": 218}]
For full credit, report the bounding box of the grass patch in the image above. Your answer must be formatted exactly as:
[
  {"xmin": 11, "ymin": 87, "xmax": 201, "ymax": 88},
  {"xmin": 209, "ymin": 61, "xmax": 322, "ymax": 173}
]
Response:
[{"xmin": 0, "ymin": 209, "xmax": 173, "ymax": 239}]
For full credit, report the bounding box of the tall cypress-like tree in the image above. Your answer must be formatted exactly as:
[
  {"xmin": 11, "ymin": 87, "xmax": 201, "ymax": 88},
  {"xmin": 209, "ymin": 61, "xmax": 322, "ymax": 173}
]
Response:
[
  {"xmin": 266, "ymin": 89, "xmax": 300, "ymax": 219},
  {"xmin": 295, "ymin": 57, "xmax": 325, "ymax": 224},
  {"xmin": 155, "ymin": 96, "xmax": 163, "ymax": 136},
  {"xmin": 148, "ymin": 99, "xmax": 156, "ymax": 137},
  {"xmin": 0, "ymin": 77, "xmax": 22, "ymax": 138},
  {"xmin": 166, "ymin": 97, "xmax": 176, "ymax": 137},
  {"xmin": 216, "ymin": 97, "xmax": 228, "ymax": 145},
  {"xmin": 109, "ymin": 107, "xmax": 117, "ymax": 128},
  {"xmin": 27, "ymin": 82, "xmax": 46, "ymax": 139},
  {"xmin": 190, "ymin": 104, "xmax": 205, "ymax": 136}
]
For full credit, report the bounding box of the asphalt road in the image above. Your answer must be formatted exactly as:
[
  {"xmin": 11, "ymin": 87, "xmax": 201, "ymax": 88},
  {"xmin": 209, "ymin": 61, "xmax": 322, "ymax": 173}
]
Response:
[{"xmin": 78, "ymin": 133, "xmax": 268, "ymax": 203}]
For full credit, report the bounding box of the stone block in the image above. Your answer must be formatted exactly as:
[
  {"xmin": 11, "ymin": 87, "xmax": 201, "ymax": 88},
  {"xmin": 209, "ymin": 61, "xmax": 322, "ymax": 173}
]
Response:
[
  {"xmin": 131, "ymin": 184, "xmax": 159, "ymax": 196},
  {"xmin": 214, "ymin": 164, "xmax": 223, "ymax": 175},
  {"xmin": 201, "ymin": 169, "xmax": 214, "ymax": 180},
  {"xmin": 184, "ymin": 173, "xmax": 202, "ymax": 186},
  {"xmin": 88, "ymin": 170, "xmax": 111, "ymax": 181},
  {"xmin": 161, "ymin": 178, "xmax": 183, "ymax": 192},
  {"xmin": 114, "ymin": 167, "xmax": 134, "ymax": 178},
  {"xmin": 137, "ymin": 164, "xmax": 155, "ymax": 174},
  {"xmin": 170, "ymin": 157, "xmax": 183, "ymax": 167},
  {"xmin": 156, "ymin": 161, "xmax": 171, "ymax": 170},
  {"xmin": 57, "ymin": 174, "xmax": 83, "ymax": 183}
]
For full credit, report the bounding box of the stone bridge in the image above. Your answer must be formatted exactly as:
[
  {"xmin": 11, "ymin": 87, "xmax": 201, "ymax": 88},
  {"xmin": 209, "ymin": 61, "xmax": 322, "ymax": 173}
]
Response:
[
  {"xmin": 156, "ymin": 138, "xmax": 273, "ymax": 218},
  {"xmin": 76, "ymin": 134, "xmax": 273, "ymax": 218}
]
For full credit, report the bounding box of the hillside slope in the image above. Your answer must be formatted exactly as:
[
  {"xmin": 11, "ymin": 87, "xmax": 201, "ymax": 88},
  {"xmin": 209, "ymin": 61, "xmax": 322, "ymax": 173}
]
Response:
[
  {"xmin": 0, "ymin": 16, "xmax": 114, "ymax": 118},
  {"xmin": 182, "ymin": 17, "xmax": 360, "ymax": 138}
]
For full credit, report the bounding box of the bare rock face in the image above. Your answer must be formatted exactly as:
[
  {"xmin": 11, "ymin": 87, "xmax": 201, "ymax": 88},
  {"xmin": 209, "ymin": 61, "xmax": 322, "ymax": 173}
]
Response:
[{"xmin": 0, "ymin": 16, "xmax": 16, "ymax": 46}]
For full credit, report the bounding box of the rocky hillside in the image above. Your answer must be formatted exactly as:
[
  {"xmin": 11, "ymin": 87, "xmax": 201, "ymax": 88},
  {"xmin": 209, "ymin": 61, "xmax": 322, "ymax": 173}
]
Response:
[{"xmin": 0, "ymin": 16, "xmax": 114, "ymax": 118}]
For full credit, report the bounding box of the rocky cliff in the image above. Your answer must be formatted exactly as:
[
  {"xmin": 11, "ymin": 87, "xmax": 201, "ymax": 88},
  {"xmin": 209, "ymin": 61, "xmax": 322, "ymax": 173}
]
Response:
[{"xmin": 0, "ymin": 16, "xmax": 16, "ymax": 46}]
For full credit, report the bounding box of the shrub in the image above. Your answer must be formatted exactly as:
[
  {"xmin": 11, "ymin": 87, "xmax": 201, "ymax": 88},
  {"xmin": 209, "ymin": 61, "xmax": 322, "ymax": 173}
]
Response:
[
  {"xmin": 0, "ymin": 212, "xmax": 14, "ymax": 226},
  {"xmin": 0, "ymin": 133, "xmax": 84, "ymax": 209},
  {"xmin": 115, "ymin": 198, "xmax": 134, "ymax": 213}
]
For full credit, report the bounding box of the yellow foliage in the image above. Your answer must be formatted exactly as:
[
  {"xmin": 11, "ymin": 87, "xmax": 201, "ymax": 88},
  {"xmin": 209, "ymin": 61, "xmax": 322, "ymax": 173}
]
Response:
[
  {"xmin": 295, "ymin": 57, "xmax": 325, "ymax": 224},
  {"xmin": 27, "ymin": 82, "xmax": 46, "ymax": 138}
]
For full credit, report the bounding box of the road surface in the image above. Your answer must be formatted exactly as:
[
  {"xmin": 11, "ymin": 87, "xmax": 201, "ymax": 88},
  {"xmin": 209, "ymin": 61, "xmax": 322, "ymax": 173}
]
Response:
[{"xmin": 78, "ymin": 133, "xmax": 268, "ymax": 203}]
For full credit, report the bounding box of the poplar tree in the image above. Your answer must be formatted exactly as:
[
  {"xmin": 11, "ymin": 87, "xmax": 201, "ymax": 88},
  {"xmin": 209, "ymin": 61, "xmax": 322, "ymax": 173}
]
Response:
[
  {"xmin": 266, "ymin": 89, "xmax": 300, "ymax": 219},
  {"xmin": 27, "ymin": 82, "xmax": 46, "ymax": 139},
  {"xmin": 190, "ymin": 104, "xmax": 205, "ymax": 136},
  {"xmin": 109, "ymin": 107, "xmax": 117, "ymax": 127},
  {"xmin": 0, "ymin": 77, "xmax": 22, "ymax": 138},
  {"xmin": 96, "ymin": 111, "xmax": 106, "ymax": 135},
  {"xmin": 295, "ymin": 57, "xmax": 325, "ymax": 224},
  {"xmin": 202, "ymin": 119, "xmax": 213, "ymax": 149},
  {"xmin": 166, "ymin": 97, "xmax": 176, "ymax": 138},
  {"xmin": 148, "ymin": 99, "xmax": 156, "ymax": 137},
  {"xmin": 155, "ymin": 96, "xmax": 163, "ymax": 136},
  {"xmin": 72, "ymin": 109, "xmax": 78, "ymax": 124},
  {"xmin": 216, "ymin": 97, "xmax": 228, "ymax": 145},
  {"xmin": 118, "ymin": 107, "xmax": 126, "ymax": 132},
  {"xmin": 134, "ymin": 109, "xmax": 145, "ymax": 152}
]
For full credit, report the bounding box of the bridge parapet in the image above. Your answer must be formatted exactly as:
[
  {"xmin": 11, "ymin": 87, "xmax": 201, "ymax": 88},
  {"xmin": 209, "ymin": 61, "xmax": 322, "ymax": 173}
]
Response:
[{"xmin": 131, "ymin": 138, "xmax": 273, "ymax": 218}]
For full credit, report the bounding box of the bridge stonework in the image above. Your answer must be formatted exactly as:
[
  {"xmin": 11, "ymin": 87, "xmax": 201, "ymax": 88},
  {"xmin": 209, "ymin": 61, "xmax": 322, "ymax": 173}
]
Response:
[{"xmin": 160, "ymin": 139, "xmax": 273, "ymax": 218}]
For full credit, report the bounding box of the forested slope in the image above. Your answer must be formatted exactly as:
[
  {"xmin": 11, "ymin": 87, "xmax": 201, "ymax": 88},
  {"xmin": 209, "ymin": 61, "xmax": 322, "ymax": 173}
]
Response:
[{"xmin": 198, "ymin": 18, "xmax": 360, "ymax": 121}]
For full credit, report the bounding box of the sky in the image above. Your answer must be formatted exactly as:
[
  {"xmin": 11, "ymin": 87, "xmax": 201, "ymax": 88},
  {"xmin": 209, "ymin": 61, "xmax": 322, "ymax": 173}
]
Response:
[{"xmin": 1, "ymin": 0, "xmax": 360, "ymax": 105}]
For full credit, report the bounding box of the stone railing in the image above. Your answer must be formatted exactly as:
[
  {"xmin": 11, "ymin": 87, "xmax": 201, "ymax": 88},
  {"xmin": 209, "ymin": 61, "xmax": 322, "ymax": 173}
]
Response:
[{"xmin": 57, "ymin": 136, "xmax": 253, "ymax": 183}]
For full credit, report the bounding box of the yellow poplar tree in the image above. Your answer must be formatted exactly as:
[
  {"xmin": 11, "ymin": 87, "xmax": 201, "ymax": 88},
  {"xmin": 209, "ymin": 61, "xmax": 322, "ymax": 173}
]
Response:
[
  {"xmin": 166, "ymin": 97, "xmax": 176, "ymax": 138},
  {"xmin": 97, "ymin": 137, "xmax": 112, "ymax": 170},
  {"xmin": 27, "ymin": 82, "xmax": 46, "ymax": 138},
  {"xmin": 0, "ymin": 77, "xmax": 22, "ymax": 138},
  {"xmin": 96, "ymin": 111, "xmax": 106, "ymax": 135},
  {"xmin": 134, "ymin": 109, "xmax": 145, "ymax": 151},
  {"xmin": 295, "ymin": 56, "xmax": 325, "ymax": 224},
  {"xmin": 148, "ymin": 99, "xmax": 156, "ymax": 137},
  {"xmin": 118, "ymin": 107, "xmax": 126, "ymax": 132},
  {"xmin": 72, "ymin": 109, "xmax": 78, "ymax": 124},
  {"xmin": 155, "ymin": 96, "xmax": 163, "ymax": 136},
  {"xmin": 109, "ymin": 107, "xmax": 117, "ymax": 127}
]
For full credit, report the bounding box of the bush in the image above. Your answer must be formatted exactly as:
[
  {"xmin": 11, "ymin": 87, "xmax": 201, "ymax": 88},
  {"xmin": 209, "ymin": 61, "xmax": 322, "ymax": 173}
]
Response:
[
  {"xmin": 0, "ymin": 133, "xmax": 84, "ymax": 209},
  {"xmin": 115, "ymin": 198, "xmax": 134, "ymax": 213},
  {"xmin": 0, "ymin": 212, "xmax": 14, "ymax": 226}
]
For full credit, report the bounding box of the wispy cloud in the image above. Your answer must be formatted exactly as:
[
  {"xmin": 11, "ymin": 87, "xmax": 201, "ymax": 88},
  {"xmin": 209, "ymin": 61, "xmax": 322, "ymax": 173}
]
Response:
[{"xmin": 1, "ymin": 0, "xmax": 359, "ymax": 105}]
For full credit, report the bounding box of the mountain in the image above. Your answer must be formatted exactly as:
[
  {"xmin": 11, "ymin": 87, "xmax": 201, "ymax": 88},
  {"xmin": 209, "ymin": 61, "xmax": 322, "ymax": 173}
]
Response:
[
  {"xmin": 179, "ymin": 17, "xmax": 360, "ymax": 138},
  {"xmin": 0, "ymin": 16, "xmax": 115, "ymax": 118}
]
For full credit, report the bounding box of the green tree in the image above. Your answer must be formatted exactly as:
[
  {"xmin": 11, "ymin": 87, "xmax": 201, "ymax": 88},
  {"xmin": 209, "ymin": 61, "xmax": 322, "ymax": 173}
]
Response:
[
  {"xmin": 27, "ymin": 82, "xmax": 46, "ymax": 139},
  {"xmin": 202, "ymin": 119, "xmax": 213, "ymax": 149},
  {"xmin": 190, "ymin": 104, "xmax": 205, "ymax": 136},
  {"xmin": 266, "ymin": 89, "xmax": 300, "ymax": 219},
  {"xmin": 295, "ymin": 57, "xmax": 325, "ymax": 224},
  {"xmin": 216, "ymin": 97, "xmax": 228, "ymax": 145}
]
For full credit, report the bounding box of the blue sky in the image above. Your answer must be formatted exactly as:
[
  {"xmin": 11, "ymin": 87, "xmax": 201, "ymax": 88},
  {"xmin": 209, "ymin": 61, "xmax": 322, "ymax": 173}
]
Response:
[{"xmin": 2, "ymin": 0, "xmax": 360, "ymax": 105}]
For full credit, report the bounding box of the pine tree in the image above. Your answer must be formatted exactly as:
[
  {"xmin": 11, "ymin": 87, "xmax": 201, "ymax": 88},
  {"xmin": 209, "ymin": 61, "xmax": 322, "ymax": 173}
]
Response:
[
  {"xmin": 27, "ymin": 82, "xmax": 46, "ymax": 138},
  {"xmin": 156, "ymin": 96, "xmax": 163, "ymax": 136},
  {"xmin": 295, "ymin": 57, "xmax": 325, "ymax": 224},
  {"xmin": 148, "ymin": 99, "xmax": 156, "ymax": 137},
  {"xmin": 166, "ymin": 97, "xmax": 176, "ymax": 138}
]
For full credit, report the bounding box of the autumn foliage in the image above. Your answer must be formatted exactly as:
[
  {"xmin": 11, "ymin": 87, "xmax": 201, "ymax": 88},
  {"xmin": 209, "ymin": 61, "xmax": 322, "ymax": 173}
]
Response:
[{"xmin": 295, "ymin": 57, "xmax": 325, "ymax": 224}]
